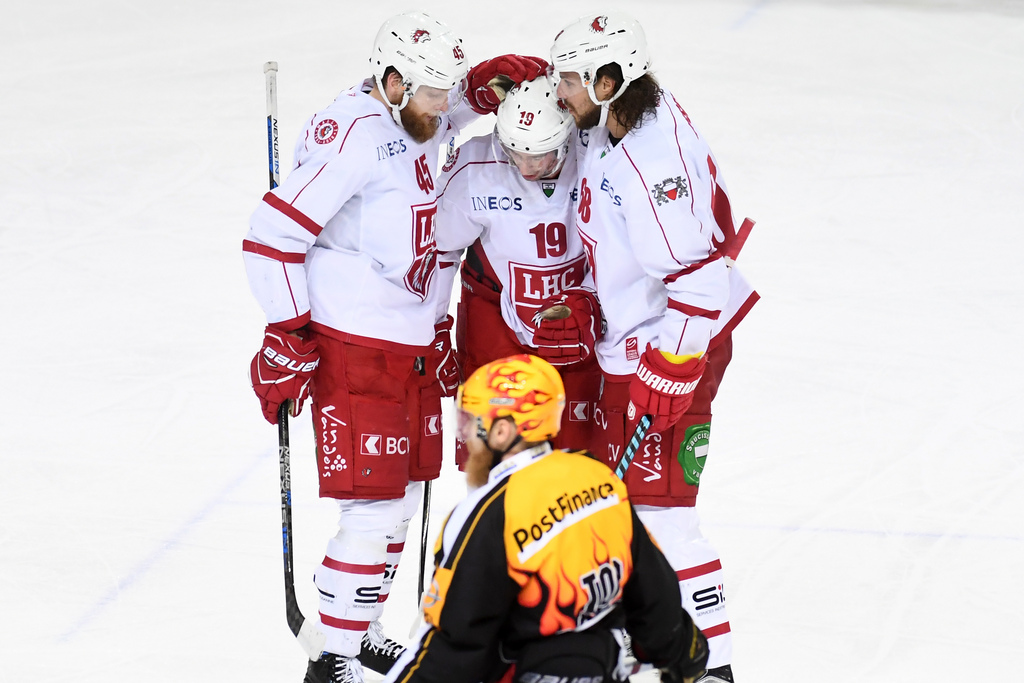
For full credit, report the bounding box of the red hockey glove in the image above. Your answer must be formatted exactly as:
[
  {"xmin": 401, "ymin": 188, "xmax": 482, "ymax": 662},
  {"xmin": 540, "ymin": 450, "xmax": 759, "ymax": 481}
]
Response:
[
  {"xmin": 627, "ymin": 344, "xmax": 707, "ymax": 434},
  {"xmin": 249, "ymin": 325, "xmax": 319, "ymax": 425},
  {"xmin": 428, "ymin": 315, "xmax": 460, "ymax": 397},
  {"xmin": 465, "ymin": 54, "xmax": 550, "ymax": 114},
  {"xmin": 531, "ymin": 289, "xmax": 601, "ymax": 366}
]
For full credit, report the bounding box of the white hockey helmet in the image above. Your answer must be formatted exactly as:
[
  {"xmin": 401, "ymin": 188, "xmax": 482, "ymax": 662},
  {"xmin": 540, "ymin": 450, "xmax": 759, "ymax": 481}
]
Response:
[
  {"xmin": 370, "ymin": 11, "xmax": 469, "ymax": 122},
  {"xmin": 550, "ymin": 12, "xmax": 650, "ymax": 106},
  {"xmin": 495, "ymin": 76, "xmax": 573, "ymax": 180}
]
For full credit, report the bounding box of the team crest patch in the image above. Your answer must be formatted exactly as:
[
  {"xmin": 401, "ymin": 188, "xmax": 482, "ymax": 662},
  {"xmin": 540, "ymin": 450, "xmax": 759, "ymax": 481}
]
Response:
[
  {"xmin": 542, "ymin": 181, "xmax": 556, "ymax": 198},
  {"xmin": 411, "ymin": 29, "xmax": 431, "ymax": 43},
  {"xmin": 652, "ymin": 176, "xmax": 688, "ymax": 205},
  {"xmin": 590, "ymin": 16, "xmax": 608, "ymax": 33},
  {"xmin": 314, "ymin": 119, "xmax": 338, "ymax": 145},
  {"xmin": 678, "ymin": 422, "xmax": 711, "ymax": 485},
  {"xmin": 442, "ymin": 146, "xmax": 459, "ymax": 173}
]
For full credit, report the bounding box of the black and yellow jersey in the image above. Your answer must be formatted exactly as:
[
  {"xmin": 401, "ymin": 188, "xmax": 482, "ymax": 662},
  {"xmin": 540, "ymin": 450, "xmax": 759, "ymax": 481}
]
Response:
[{"xmin": 386, "ymin": 444, "xmax": 695, "ymax": 683}]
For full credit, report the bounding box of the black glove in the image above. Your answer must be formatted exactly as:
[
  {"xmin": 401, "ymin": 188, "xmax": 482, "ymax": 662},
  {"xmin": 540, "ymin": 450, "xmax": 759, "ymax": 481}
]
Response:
[{"xmin": 658, "ymin": 627, "xmax": 708, "ymax": 683}]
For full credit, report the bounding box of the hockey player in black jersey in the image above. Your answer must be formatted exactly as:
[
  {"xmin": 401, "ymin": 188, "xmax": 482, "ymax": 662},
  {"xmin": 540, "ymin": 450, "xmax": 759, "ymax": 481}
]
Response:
[{"xmin": 384, "ymin": 354, "xmax": 709, "ymax": 683}]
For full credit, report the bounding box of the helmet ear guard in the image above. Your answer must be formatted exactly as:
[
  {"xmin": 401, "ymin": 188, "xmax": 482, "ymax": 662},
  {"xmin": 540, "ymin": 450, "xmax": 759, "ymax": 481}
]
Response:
[{"xmin": 370, "ymin": 11, "xmax": 469, "ymax": 123}]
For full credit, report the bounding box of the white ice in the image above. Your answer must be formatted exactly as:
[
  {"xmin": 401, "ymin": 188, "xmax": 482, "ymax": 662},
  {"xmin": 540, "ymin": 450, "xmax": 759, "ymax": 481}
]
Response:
[{"xmin": 2, "ymin": 0, "xmax": 1022, "ymax": 681}]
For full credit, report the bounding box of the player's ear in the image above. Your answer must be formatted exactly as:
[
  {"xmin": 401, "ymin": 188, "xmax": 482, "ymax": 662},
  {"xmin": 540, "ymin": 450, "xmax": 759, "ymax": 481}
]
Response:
[
  {"xmin": 384, "ymin": 69, "xmax": 406, "ymax": 102},
  {"xmin": 490, "ymin": 416, "xmax": 518, "ymax": 450},
  {"xmin": 595, "ymin": 73, "xmax": 617, "ymax": 101}
]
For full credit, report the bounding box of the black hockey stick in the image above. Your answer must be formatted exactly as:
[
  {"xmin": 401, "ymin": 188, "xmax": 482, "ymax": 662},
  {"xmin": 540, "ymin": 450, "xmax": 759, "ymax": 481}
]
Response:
[
  {"xmin": 266, "ymin": 61, "xmax": 325, "ymax": 661},
  {"xmin": 417, "ymin": 481, "xmax": 432, "ymax": 604},
  {"xmin": 612, "ymin": 414, "xmax": 657, "ymax": 678},
  {"xmin": 613, "ymin": 413, "xmax": 653, "ymax": 479},
  {"xmin": 276, "ymin": 403, "xmax": 325, "ymax": 659}
]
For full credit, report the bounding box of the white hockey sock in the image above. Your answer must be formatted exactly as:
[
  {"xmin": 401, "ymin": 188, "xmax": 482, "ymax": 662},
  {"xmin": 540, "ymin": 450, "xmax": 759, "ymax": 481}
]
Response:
[
  {"xmin": 376, "ymin": 481, "xmax": 422, "ymax": 613},
  {"xmin": 315, "ymin": 533, "xmax": 387, "ymax": 657},
  {"xmin": 636, "ymin": 505, "xmax": 734, "ymax": 669},
  {"xmin": 314, "ymin": 493, "xmax": 415, "ymax": 656}
]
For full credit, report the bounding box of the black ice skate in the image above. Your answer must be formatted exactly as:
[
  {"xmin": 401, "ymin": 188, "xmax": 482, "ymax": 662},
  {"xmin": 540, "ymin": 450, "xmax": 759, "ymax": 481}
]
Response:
[
  {"xmin": 303, "ymin": 652, "xmax": 364, "ymax": 683},
  {"xmin": 698, "ymin": 664, "xmax": 734, "ymax": 683},
  {"xmin": 358, "ymin": 620, "xmax": 407, "ymax": 674}
]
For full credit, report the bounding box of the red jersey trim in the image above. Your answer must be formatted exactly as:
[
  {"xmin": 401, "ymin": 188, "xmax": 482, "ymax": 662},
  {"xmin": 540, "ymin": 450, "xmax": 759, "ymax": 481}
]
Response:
[
  {"xmin": 309, "ymin": 321, "xmax": 430, "ymax": 355},
  {"xmin": 270, "ymin": 311, "xmax": 311, "ymax": 333},
  {"xmin": 667, "ymin": 298, "xmax": 721, "ymax": 320},
  {"xmin": 242, "ymin": 239, "xmax": 305, "ymax": 264},
  {"xmin": 437, "ymin": 158, "xmax": 511, "ymax": 198},
  {"xmin": 710, "ymin": 291, "xmax": 759, "ymax": 351},
  {"xmin": 262, "ymin": 192, "xmax": 324, "ymax": 237},
  {"xmin": 621, "ymin": 146, "xmax": 685, "ymax": 267},
  {"xmin": 662, "ymin": 251, "xmax": 725, "ymax": 284}
]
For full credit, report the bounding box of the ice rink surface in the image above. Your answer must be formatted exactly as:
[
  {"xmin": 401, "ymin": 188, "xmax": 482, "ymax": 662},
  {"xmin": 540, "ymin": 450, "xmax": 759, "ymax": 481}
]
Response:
[{"xmin": 2, "ymin": 0, "xmax": 1022, "ymax": 680}]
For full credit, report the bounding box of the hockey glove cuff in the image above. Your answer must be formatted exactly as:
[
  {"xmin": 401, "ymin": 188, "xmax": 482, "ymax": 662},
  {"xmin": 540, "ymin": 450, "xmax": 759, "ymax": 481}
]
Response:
[
  {"xmin": 531, "ymin": 289, "xmax": 601, "ymax": 366},
  {"xmin": 429, "ymin": 315, "xmax": 460, "ymax": 397},
  {"xmin": 465, "ymin": 54, "xmax": 550, "ymax": 114},
  {"xmin": 249, "ymin": 324, "xmax": 319, "ymax": 425},
  {"xmin": 627, "ymin": 344, "xmax": 706, "ymax": 434}
]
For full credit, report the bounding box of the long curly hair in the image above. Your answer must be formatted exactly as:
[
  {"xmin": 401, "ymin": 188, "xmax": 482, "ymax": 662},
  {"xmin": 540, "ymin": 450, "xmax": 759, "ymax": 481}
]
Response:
[{"xmin": 598, "ymin": 64, "xmax": 661, "ymax": 133}]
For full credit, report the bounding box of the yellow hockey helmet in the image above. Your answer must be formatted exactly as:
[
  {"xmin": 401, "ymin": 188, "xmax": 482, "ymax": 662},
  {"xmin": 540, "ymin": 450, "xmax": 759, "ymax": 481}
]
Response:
[{"xmin": 457, "ymin": 354, "xmax": 566, "ymax": 443}]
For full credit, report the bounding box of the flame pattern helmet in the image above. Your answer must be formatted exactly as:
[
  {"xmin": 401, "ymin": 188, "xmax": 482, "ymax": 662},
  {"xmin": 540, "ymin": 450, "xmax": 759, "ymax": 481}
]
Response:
[
  {"xmin": 370, "ymin": 11, "xmax": 468, "ymax": 112},
  {"xmin": 550, "ymin": 12, "xmax": 650, "ymax": 105},
  {"xmin": 457, "ymin": 354, "xmax": 566, "ymax": 443}
]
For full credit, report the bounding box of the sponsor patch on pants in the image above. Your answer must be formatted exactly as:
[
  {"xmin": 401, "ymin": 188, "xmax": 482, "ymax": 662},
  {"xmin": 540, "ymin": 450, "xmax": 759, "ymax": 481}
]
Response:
[{"xmin": 678, "ymin": 422, "xmax": 711, "ymax": 485}]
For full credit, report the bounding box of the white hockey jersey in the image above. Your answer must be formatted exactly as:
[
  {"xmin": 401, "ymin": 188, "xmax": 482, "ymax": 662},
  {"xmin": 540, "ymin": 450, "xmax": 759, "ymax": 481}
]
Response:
[
  {"xmin": 573, "ymin": 88, "xmax": 758, "ymax": 376},
  {"xmin": 243, "ymin": 80, "xmax": 474, "ymax": 352},
  {"xmin": 435, "ymin": 133, "xmax": 593, "ymax": 347}
]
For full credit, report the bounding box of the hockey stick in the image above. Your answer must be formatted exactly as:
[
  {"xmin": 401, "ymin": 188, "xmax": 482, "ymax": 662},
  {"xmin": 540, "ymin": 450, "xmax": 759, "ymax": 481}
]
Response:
[
  {"xmin": 266, "ymin": 61, "xmax": 326, "ymax": 661},
  {"xmin": 613, "ymin": 414, "xmax": 658, "ymax": 680},
  {"xmin": 613, "ymin": 413, "xmax": 652, "ymax": 479},
  {"xmin": 417, "ymin": 480, "xmax": 432, "ymax": 604},
  {"xmin": 277, "ymin": 403, "xmax": 326, "ymax": 659},
  {"xmin": 265, "ymin": 61, "xmax": 281, "ymax": 190}
]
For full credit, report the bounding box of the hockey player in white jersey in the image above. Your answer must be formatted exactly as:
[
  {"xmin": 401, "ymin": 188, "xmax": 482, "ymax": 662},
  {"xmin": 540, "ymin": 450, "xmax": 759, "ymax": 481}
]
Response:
[
  {"xmin": 549, "ymin": 13, "xmax": 760, "ymax": 683},
  {"xmin": 242, "ymin": 12, "xmax": 546, "ymax": 683},
  {"xmin": 434, "ymin": 75, "xmax": 603, "ymax": 457}
]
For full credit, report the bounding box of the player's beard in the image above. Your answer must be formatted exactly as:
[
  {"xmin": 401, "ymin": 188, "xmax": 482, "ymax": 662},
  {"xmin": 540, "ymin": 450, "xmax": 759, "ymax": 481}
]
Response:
[
  {"xmin": 401, "ymin": 107, "xmax": 440, "ymax": 144},
  {"xmin": 464, "ymin": 441, "xmax": 493, "ymax": 490},
  {"xmin": 574, "ymin": 101, "xmax": 603, "ymax": 131}
]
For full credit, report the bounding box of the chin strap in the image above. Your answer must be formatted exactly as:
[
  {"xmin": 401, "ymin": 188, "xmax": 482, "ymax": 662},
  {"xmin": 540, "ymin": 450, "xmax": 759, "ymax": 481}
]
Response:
[
  {"xmin": 585, "ymin": 78, "xmax": 630, "ymax": 129},
  {"xmin": 487, "ymin": 433, "xmax": 523, "ymax": 471},
  {"xmin": 376, "ymin": 75, "xmax": 412, "ymax": 126}
]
